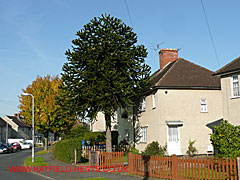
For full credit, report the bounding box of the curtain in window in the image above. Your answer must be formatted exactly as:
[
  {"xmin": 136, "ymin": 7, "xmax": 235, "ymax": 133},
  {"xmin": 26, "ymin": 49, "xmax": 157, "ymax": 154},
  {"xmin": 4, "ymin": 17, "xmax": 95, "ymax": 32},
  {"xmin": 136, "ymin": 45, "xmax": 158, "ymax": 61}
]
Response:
[{"xmin": 168, "ymin": 126, "xmax": 178, "ymax": 142}]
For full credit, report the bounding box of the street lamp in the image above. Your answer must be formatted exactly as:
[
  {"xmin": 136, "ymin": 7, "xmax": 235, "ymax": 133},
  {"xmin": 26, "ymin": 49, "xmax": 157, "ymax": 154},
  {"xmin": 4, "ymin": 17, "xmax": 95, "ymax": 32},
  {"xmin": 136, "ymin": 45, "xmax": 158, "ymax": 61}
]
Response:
[{"xmin": 22, "ymin": 93, "xmax": 35, "ymax": 163}]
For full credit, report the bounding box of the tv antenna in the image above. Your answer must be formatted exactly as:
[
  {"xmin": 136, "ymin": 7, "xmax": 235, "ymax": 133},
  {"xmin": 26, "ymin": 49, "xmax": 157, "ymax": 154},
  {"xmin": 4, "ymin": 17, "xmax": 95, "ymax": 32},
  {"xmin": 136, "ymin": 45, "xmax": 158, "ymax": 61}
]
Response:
[{"xmin": 150, "ymin": 42, "xmax": 165, "ymax": 52}]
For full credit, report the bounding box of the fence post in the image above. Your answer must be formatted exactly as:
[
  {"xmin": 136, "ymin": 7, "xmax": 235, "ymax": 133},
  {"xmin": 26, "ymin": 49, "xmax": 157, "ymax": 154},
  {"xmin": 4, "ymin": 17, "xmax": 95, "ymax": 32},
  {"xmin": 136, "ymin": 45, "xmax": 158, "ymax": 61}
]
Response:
[
  {"xmin": 74, "ymin": 148, "xmax": 77, "ymax": 165},
  {"xmin": 96, "ymin": 151, "xmax": 100, "ymax": 167},
  {"xmin": 237, "ymin": 157, "xmax": 240, "ymax": 180},
  {"xmin": 172, "ymin": 155, "xmax": 178, "ymax": 180}
]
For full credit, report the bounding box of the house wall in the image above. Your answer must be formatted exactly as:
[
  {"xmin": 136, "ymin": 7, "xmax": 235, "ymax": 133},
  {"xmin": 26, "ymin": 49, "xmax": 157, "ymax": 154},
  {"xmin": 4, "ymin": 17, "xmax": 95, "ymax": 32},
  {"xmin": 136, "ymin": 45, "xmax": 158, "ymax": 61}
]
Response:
[
  {"xmin": 0, "ymin": 126, "xmax": 6, "ymax": 143},
  {"xmin": 117, "ymin": 107, "xmax": 134, "ymax": 145},
  {"xmin": 136, "ymin": 89, "xmax": 222, "ymax": 155},
  {"xmin": 221, "ymin": 74, "xmax": 240, "ymax": 125},
  {"xmin": 90, "ymin": 112, "xmax": 118, "ymax": 132}
]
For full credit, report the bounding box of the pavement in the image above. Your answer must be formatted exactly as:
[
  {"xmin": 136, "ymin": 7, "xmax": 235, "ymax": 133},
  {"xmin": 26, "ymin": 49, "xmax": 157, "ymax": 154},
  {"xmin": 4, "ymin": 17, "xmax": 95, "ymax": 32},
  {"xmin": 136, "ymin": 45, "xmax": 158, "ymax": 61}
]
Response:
[{"xmin": 34, "ymin": 151, "xmax": 155, "ymax": 180}]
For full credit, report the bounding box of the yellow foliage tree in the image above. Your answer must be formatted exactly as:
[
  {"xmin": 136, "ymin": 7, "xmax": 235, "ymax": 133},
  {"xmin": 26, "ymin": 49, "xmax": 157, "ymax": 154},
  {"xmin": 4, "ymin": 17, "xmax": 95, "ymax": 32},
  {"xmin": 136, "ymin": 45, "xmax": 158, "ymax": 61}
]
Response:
[{"xmin": 19, "ymin": 75, "xmax": 76, "ymax": 150}]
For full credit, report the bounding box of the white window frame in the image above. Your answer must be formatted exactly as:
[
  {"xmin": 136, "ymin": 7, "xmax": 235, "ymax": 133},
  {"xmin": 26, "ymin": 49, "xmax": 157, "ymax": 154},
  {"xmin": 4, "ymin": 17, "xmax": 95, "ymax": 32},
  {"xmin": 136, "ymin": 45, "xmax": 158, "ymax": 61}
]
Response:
[
  {"xmin": 152, "ymin": 93, "xmax": 156, "ymax": 109},
  {"xmin": 200, "ymin": 99, "xmax": 207, "ymax": 112},
  {"xmin": 232, "ymin": 75, "xmax": 240, "ymax": 97},
  {"xmin": 141, "ymin": 126, "xmax": 147, "ymax": 143},
  {"xmin": 141, "ymin": 96, "xmax": 146, "ymax": 111}
]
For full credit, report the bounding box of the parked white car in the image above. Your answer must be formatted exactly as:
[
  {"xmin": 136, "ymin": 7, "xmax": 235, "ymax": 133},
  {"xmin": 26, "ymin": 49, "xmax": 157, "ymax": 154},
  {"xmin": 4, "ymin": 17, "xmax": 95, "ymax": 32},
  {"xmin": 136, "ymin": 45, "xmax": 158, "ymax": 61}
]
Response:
[{"xmin": 19, "ymin": 142, "xmax": 32, "ymax": 149}]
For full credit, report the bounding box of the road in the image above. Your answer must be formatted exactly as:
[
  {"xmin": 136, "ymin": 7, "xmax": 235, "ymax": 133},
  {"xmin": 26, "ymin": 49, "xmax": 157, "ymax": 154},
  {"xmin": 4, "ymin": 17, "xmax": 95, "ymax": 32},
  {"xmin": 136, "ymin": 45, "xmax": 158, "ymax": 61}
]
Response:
[{"xmin": 0, "ymin": 149, "xmax": 45, "ymax": 180}]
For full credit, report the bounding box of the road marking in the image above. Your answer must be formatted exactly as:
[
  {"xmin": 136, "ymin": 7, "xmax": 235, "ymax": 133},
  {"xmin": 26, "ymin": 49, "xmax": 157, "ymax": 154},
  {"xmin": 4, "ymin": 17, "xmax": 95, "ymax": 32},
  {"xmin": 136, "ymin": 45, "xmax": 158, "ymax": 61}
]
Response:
[{"xmin": 31, "ymin": 171, "xmax": 56, "ymax": 180}]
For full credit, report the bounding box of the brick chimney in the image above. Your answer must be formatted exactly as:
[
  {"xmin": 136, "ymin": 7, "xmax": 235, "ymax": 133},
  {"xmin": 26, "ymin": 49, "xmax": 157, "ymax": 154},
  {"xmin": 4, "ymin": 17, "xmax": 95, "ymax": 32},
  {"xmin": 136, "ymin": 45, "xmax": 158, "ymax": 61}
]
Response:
[{"xmin": 159, "ymin": 48, "xmax": 178, "ymax": 70}]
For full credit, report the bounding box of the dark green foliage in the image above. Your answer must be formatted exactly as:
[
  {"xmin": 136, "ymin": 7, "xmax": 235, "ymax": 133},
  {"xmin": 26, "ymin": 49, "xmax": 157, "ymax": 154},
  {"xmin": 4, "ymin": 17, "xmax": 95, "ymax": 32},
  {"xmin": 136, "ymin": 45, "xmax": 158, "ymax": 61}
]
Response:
[
  {"xmin": 83, "ymin": 132, "xmax": 106, "ymax": 144},
  {"xmin": 143, "ymin": 141, "xmax": 167, "ymax": 156},
  {"xmin": 61, "ymin": 14, "xmax": 151, "ymax": 152},
  {"xmin": 186, "ymin": 139, "xmax": 198, "ymax": 156},
  {"xmin": 61, "ymin": 14, "xmax": 150, "ymax": 124},
  {"xmin": 53, "ymin": 138, "xmax": 82, "ymax": 163},
  {"xmin": 210, "ymin": 120, "xmax": 240, "ymax": 158},
  {"xmin": 62, "ymin": 124, "xmax": 89, "ymax": 140}
]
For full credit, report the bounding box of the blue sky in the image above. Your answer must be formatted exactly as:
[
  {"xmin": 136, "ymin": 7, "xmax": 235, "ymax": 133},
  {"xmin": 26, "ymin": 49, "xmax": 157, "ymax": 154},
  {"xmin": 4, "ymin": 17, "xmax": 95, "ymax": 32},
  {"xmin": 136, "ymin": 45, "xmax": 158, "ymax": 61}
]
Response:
[{"xmin": 0, "ymin": 0, "xmax": 240, "ymax": 117}]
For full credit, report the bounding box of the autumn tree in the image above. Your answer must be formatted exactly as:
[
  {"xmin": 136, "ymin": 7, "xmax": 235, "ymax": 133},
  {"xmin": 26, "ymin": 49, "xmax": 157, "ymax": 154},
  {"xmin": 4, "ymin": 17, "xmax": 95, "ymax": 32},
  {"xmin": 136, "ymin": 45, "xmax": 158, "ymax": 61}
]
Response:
[
  {"xmin": 61, "ymin": 14, "xmax": 151, "ymax": 152},
  {"xmin": 19, "ymin": 75, "xmax": 76, "ymax": 150}
]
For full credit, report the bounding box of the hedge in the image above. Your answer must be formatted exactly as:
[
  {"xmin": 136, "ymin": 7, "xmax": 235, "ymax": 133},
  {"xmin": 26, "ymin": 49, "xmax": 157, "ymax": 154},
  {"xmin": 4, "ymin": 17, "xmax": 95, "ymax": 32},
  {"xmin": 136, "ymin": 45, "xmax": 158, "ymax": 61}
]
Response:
[{"xmin": 53, "ymin": 138, "xmax": 82, "ymax": 163}]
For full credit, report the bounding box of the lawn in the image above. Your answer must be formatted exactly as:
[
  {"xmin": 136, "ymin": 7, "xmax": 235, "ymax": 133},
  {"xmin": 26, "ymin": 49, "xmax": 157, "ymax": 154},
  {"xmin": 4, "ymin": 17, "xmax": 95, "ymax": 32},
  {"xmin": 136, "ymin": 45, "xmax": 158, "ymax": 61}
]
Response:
[
  {"xmin": 178, "ymin": 167, "xmax": 236, "ymax": 179},
  {"xmin": 24, "ymin": 157, "xmax": 48, "ymax": 166},
  {"xmin": 124, "ymin": 153, "xmax": 128, "ymax": 163},
  {"xmin": 35, "ymin": 150, "xmax": 49, "ymax": 155}
]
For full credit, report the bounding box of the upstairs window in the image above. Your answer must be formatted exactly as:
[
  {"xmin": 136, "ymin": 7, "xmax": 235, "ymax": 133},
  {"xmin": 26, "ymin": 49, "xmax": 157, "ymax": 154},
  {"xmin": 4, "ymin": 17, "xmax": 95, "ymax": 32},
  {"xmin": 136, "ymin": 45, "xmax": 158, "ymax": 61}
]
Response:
[
  {"xmin": 232, "ymin": 75, "xmax": 240, "ymax": 97},
  {"xmin": 152, "ymin": 94, "xmax": 156, "ymax": 109},
  {"xmin": 141, "ymin": 96, "xmax": 146, "ymax": 111},
  {"xmin": 200, "ymin": 99, "xmax": 207, "ymax": 112}
]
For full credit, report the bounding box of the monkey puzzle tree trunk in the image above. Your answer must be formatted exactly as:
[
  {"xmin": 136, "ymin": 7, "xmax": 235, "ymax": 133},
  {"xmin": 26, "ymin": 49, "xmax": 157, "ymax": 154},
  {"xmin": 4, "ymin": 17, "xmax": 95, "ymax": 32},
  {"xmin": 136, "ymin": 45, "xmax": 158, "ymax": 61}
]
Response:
[{"xmin": 105, "ymin": 113, "xmax": 112, "ymax": 152}]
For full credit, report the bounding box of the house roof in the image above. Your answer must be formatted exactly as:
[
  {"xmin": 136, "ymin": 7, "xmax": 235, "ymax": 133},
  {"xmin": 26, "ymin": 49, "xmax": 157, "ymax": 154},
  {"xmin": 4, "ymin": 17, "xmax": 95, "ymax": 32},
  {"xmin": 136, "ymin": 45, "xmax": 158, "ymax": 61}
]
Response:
[
  {"xmin": 6, "ymin": 116, "xmax": 30, "ymax": 127},
  {"xmin": 214, "ymin": 56, "xmax": 240, "ymax": 76},
  {"xmin": 206, "ymin": 118, "xmax": 223, "ymax": 129},
  {"xmin": 150, "ymin": 58, "xmax": 221, "ymax": 89}
]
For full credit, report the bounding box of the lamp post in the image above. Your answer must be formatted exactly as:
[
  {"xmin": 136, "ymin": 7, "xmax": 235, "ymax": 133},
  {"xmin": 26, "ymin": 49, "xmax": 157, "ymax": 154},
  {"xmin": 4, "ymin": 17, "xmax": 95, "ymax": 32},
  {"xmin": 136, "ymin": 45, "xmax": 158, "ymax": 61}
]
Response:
[{"xmin": 22, "ymin": 93, "xmax": 34, "ymax": 163}]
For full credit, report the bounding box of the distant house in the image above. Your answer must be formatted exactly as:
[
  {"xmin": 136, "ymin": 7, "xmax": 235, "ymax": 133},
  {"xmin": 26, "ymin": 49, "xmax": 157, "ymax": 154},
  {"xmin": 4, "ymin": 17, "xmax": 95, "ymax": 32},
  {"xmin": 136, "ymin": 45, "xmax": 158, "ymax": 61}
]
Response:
[
  {"xmin": 90, "ymin": 112, "xmax": 121, "ymax": 145},
  {"xmin": 135, "ymin": 49, "xmax": 223, "ymax": 155},
  {"xmin": 2, "ymin": 114, "xmax": 32, "ymax": 140},
  {"xmin": 213, "ymin": 56, "xmax": 240, "ymax": 125},
  {"xmin": 90, "ymin": 108, "xmax": 135, "ymax": 146},
  {"xmin": 0, "ymin": 117, "xmax": 12, "ymax": 143}
]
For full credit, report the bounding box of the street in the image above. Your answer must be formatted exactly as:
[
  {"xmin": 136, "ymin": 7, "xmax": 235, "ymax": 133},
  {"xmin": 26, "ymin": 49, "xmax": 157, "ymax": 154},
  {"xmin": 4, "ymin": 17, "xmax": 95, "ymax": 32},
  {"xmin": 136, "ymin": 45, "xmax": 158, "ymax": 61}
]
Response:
[{"xmin": 0, "ymin": 149, "xmax": 44, "ymax": 180}]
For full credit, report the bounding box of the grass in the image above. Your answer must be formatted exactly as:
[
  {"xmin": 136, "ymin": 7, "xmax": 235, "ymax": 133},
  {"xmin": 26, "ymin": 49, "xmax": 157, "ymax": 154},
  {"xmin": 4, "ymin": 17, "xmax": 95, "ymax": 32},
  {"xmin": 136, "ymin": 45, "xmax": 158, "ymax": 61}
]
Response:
[
  {"xmin": 74, "ymin": 178, "xmax": 110, "ymax": 180},
  {"xmin": 178, "ymin": 167, "xmax": 236, "ymax": 179},
  {"xmin": 124, "ymin": 153, "xmax": 128, "ymax": 163},
  {"xmin": 24, "ymin": 157, "xmax": 48, "ymax": 166},
  {"xmin": 35, "ymin": 150, "xmax": 49, "ymax": 155}
]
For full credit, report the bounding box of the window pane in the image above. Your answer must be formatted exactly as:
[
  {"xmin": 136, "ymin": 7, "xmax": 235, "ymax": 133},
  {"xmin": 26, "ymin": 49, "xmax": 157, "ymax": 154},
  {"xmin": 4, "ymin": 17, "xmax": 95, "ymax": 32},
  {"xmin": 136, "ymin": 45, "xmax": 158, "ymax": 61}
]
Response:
[
  {"xmin": 233, "ymin": 75, "xmax": 238, "ymax": 82},
  {"xmin": 233, "ymin": 82, "xmax": 240, "ymax": 96},
  {"xmin": 152, "ymin": 94, "xmax": 156, "ymax": 109},
  {"xmin": 200, "ymin": 99, "xmax": 207, "ymax": 112},
  {"xmin": 141, "ymin": 127, "xmax": 147, "ymax": 142},
  {"xmin": 142, "ymin": 97, "xmax": 146, "ymax": 111},
  {"xmin": 168, "ymin": 126, "xmax": 178, "ymax": 142}
]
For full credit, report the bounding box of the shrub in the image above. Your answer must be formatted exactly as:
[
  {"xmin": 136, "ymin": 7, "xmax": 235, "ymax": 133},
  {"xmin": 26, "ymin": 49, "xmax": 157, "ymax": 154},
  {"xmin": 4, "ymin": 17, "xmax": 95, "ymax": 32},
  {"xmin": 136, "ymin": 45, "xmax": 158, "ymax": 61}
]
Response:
[
  {"xmin": 53, "ymin": 138, "xmax": 82, "ymax": 163},
  {"xmin": 210, "ymin": 120, "xmax": 240, "ymax": 158},
  {"xmin": 143, "ymin": 141, "xmax": 167, "ymax": 156},
  {"xmin": 186, "ymin": 139, "xmax": 198, "ymax": 156},
  {"xmin": 83, "ymin": 132, "xmax": 106, "ymax": 145},
  {"xmin": 62, "ymin": 124, "xmax": 89, "ymax": 140},
  {"xmin": 129, "ymin": 146, "xmax": 139, "ymax": 154}
]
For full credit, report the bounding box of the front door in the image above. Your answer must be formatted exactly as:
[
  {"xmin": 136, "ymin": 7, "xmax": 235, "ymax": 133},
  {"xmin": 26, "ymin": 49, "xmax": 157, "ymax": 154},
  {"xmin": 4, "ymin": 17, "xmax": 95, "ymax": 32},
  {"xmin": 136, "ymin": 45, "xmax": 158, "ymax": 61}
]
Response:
[{"xmin": 167, "ymin": 125, "xmax": 181, "ymax": 155}]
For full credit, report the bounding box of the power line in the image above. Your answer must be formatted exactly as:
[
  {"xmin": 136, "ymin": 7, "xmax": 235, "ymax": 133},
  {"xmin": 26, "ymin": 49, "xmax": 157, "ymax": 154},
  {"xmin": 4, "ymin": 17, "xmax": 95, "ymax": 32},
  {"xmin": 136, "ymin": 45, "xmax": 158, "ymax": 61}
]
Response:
[
  {"xmin": 124, "ymin": 0, "xmax": 134, "ymax": 28},
  {"xmin": 200, "ymin": 0, "xmax": 220, "ymax": 67}
]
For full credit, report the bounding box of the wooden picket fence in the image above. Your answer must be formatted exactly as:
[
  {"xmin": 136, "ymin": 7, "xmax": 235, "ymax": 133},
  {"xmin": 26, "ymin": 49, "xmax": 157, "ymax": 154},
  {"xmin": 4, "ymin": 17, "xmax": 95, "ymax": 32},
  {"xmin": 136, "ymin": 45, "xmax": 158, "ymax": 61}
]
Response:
[
  {"xmin": 128, "ymin": 153, "xmax": 238, "ymax": 180},
  {"xmin": 98, "ymin": 151, "xmax": 124, "ymax": 169},
  {"xmin": 82, "ymin": 145, "xmax": 130, "ymax": 158}
]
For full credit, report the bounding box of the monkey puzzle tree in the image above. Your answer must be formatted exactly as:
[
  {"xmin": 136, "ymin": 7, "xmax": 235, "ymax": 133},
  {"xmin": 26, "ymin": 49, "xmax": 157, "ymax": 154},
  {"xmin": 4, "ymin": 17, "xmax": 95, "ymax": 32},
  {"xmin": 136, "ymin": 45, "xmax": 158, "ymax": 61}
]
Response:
[{"xmin": 61, "ymin": 14, "xmax": 151, "ymax": 152}]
